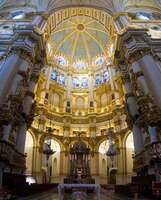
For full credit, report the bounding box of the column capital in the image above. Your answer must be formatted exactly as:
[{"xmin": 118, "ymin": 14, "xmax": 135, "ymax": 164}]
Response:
[{"xmin": 115, "ymin": 28, "xmax": 152, "ymax": 63}]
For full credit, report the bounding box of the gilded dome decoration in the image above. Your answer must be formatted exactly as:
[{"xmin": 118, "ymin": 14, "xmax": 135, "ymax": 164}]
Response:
[{"xmin": 51, "ymin": 15, "xmax": 109, "ymax": 68}]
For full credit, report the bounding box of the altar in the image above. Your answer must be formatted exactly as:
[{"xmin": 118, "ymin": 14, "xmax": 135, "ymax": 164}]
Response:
[
  {"xmin": 58, "ymin": 184, "xmax": 101, "ymax": 200},
  {"xmin": 64, "ymin": 136, "xmax": 95, "ymax": 184}
]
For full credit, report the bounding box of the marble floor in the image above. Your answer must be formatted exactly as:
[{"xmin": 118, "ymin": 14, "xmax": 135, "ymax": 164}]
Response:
[{"xmin": 19, "ymin": 189, "xmax": 151, "ymax": 200}]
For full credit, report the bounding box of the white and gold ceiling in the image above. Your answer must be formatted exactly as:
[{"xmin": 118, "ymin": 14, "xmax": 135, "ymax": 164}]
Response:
[{"xmin": 50, "ymin": 15, "xmax": 109, "ymax": 67}]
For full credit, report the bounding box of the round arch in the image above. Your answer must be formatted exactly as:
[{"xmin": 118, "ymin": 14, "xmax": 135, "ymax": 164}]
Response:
[
  {"xmin": 45, "ymin": 7, "xmax": 116, "ymax": 39},
  {"xmin": 124, "ymin": 131, "xmax": 134, "ymax": 183},
  {"xmin": 39, "ymin": 134, "xmax": 64, "ymax": 152},
  {"xmin": 26, "ymin": 129, "xmax": 37, "ymax": 147},
  {"xmin": 25, "ymin": 131, "xmax": 34, "ymax": 175},
  {"xmin": 99, "ymin": 139, "xmax": 109, "ymax": 154},
  {"xmin": 95, "ymin": 136, "xmax": 109, "ymax": 152},
  {"xmin": 123, "ymin": 131, "xmax": 134, "ymax": 148}
]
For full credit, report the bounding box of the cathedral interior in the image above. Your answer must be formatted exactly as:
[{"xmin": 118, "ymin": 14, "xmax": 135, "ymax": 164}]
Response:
[{"xmin": 0, "ymin": 0, "xmax": 161, "ymax": 199}]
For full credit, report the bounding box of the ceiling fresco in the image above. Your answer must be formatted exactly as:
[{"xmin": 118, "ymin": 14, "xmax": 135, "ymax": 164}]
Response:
[{"xmin": 51, "ymin": 16, "xmax": 108, "ymax": 66}]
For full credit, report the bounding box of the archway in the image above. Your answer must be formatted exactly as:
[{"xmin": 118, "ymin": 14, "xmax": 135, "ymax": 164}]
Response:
[
  {"xmin": 125, "ymin": 132, "xmax": 134, "ymax": 183},
  {"xmin": 25, "ymin": 131, "xmax": 34, "ymax": 175},
  {"xmin": 98, "ymin": 139, "xmax": 118, "ymax": 184},
  {"xmin": 24, "ymin": 131, "xmax": 36, "ymax": 185},
  {"xmin": 41, "ymin": 138, "xmax": 61, "ymax": 184},
  {"xmin": 98, "ymin": 140, "xmax": 109, "ymax": 184}
]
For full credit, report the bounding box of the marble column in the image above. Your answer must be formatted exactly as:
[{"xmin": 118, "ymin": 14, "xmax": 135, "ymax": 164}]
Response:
[
  {"xmin": 2, "ymin": 124, "xmax": 12, "ymax": 141},
  {"xmin": 59, "ymin": 151, "xmax": 64, "ymax": 175},
  {"xmin": 124, "ymin": 78, "xmax": 144, "ymax": 154},
  {"xmin": 1, "ymin": 57, "xmax": 31, "ymax": 142},
  {"xmin": 0, "ymin": 54, "xmax": 19, "ymax": 102},
  {"xmin": 32, "ymin": 146, "xmax": 42, "ymax": 183},
  {"xmin": 131, "ymin": 61, "xmax": 149, "ymax": 95},
  {"xmin": 148, "ymin": 126, "xmax": 158, "ymax": 143},
  {"xmin": 117, "ymin": 147, "xmax": 126, "ymax": 184},
  {"xmin": 132, "ymin": 123, "xmax": 144, "ymax": 154},
  {"xmin": 0, "ymin": 54, "xmax": 24, "ymax": 102},
  {"xmin": 124, "ymin": 82, "xmax": 138, "ymax": 117},
  {"xmin": 16, "ymin": 123, "xmax": 27, "ymax": 153},
  {"xmin": 10, "ymin": 59, "xmax": 30, "ymax": 95},
  {"xmin": 23, "ymin": 81, "xmax": 36, "ymax": 115},
  {"xmin": 139, "ymin": 54, "xmax": 161, "ymax": 108},
  {"xmin": 117, "ymin": 136, "xmax": 126, "ymax": 183}
]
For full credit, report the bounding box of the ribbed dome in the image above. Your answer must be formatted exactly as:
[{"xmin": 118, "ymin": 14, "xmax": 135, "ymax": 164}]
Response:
[{"xmin": 51, "ymin": 15, "xmax": 108, "ymax": 66}]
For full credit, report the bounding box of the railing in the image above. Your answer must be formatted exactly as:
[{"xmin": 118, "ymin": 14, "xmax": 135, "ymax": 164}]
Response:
[
  {"xmin": 0, "ymin": 140, "xmax": 26, "ymax": 170},
  {"xmin": 133, "ymin": 141, "xmax": 161, "ymax": 172}
]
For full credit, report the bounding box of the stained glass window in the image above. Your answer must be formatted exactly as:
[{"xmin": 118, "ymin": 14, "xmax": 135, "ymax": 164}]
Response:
[
  {"xmin": 103, "ymin": 71, "xmax": 110, "ymax": 82},
  {"xmin": 51, "ymin": 70, "xmax": 57, "ymax": 81},
  {"xmin": 99, "ymin": 140, "xmax": 109, "ymax": 154},
  {"xmin": 81, "ymin": 77, "xmax": 88, "ymax": 88},
  {"xmin": 56, "ymin": 56, "xmax": 67, "ymax": 66},
  {"xmin": 136, "ymin": 12, "xmax": 151, "ymax": 20},
  {"xmin": 73, "ymin": 77, "xmax": 80, "ymax": 88},
  {"xmin": 73, "ymin": 77, "xmax": 88, "ymax": 88},
  {"xmin": 58, "ymin": 74, "xmax": 65, "ymax": 85},
  {"xmin": 95, "ymin": 74, "xmax": 102, "ymax": 85},
  {"xmin": 95, "ymin": 57, "xmax": 104, "ymax": 66}
]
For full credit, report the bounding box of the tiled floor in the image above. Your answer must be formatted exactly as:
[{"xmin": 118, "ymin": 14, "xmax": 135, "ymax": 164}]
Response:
[{"xmin": 19, "ymin": 188, "xmax": 151, "ymax": 200}]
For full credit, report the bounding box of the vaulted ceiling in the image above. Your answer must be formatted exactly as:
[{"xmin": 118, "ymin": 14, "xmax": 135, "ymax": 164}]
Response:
[
  {"xmin": 0, "ymin": 0, "xmax": 161, "ymax": 16},
  {"xmin": 51, "ymin": 15, "xmax": 109, "ymax": 65}
]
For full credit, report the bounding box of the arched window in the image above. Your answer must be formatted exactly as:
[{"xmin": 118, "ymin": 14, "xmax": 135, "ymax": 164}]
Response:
[
  {"xmin": 42, "ymin": 139, "xmax": 61, "ymax": 182},
  {"xmin": 126, "ymin": 132, "xmax": 134, "ymax": 149},
  {"xmin": 125, "ymin": 132, "xmax": 134, "ymax": 182},
  {"xmin": 55, "ymin": 56, "xmax": 68, "ymax": 66},
  {"xmin": 99, "ymin": 140, "xmax": 109, "ymax": 154}
]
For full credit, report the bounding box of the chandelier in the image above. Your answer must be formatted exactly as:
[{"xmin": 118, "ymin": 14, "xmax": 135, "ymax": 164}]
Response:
[{"xmin": 43, "ymin": 126, "xmax": 56, "ymax": 165}]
